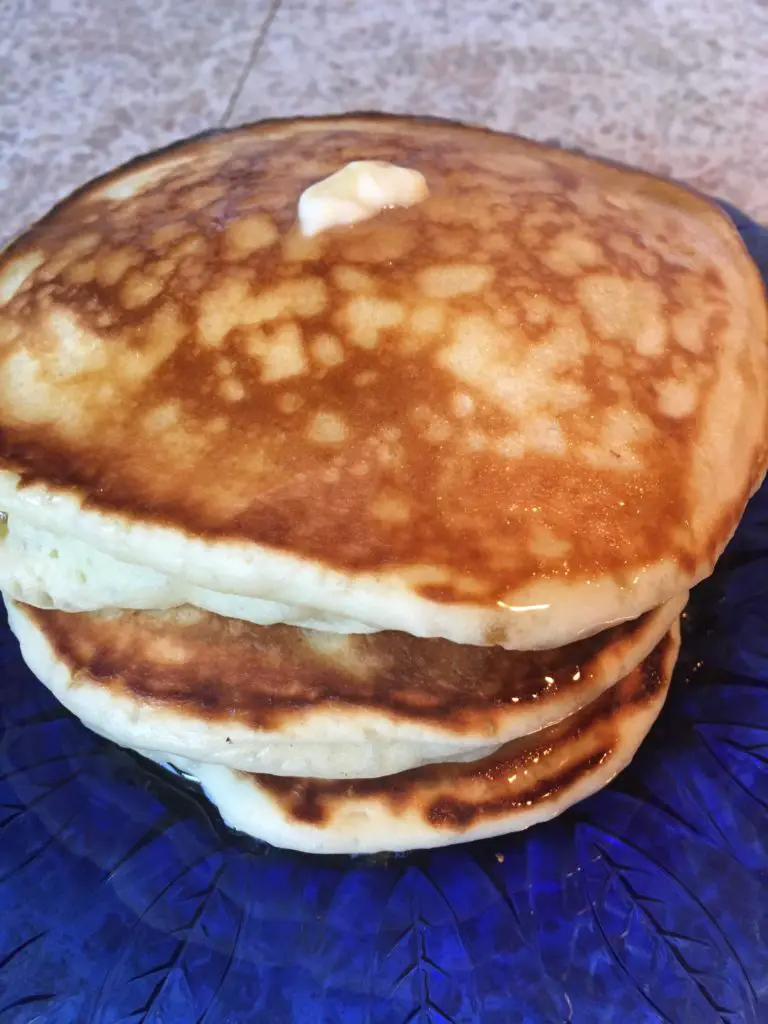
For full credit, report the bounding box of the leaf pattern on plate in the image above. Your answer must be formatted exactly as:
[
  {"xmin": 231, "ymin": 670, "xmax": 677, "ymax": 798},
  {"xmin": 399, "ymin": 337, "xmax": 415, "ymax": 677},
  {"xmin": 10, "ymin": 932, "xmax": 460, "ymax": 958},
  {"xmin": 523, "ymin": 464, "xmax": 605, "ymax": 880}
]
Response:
[
  {"xmin": 0, "ymin": 204, "xmax": 767, "ymax": 1023},
  {"xmin": 578, "ymin": 820, "xmax": 759, "ymax": 1023},
  {"xmin": 373, "ymin": 864, "xmax": 474, "ymax": 1023}
]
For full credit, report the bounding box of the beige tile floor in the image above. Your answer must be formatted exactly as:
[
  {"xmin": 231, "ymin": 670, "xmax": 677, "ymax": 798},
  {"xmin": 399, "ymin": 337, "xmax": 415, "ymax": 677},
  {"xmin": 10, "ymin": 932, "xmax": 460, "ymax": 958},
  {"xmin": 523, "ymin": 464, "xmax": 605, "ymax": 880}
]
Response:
[{"xmin": 2, "ymin": 0, "xmax": 767, "ymax": 247}]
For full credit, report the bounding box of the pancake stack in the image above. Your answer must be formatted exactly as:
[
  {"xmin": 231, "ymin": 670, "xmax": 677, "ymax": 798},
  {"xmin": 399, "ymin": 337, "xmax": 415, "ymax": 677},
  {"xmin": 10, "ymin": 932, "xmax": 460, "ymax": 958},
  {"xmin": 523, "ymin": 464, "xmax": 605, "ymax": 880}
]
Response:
[{"xmin": 0, "ymin": 116, "xmax": 765, "ymax": 854}]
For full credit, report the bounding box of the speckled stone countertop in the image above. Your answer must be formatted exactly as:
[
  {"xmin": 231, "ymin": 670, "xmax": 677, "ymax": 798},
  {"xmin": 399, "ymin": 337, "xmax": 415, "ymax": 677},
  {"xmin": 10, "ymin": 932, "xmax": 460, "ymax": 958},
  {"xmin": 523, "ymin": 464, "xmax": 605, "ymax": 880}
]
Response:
[{"xmin": 2, "ymin": 0, "xmax": 766, "ymax": 245}]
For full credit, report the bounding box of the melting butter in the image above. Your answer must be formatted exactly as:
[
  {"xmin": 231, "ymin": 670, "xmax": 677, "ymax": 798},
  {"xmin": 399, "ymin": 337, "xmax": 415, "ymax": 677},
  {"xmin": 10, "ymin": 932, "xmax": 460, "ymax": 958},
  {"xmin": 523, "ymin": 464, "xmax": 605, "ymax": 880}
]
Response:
[{"xmin": 298, "ymin": 161, "xmax": 429, "ymax": 237}]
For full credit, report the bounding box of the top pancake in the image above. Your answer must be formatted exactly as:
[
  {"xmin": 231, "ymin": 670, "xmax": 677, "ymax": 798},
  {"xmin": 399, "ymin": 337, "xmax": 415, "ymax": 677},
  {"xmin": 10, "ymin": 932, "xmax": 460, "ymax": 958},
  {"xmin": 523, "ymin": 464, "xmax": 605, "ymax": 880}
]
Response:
[{"xmin": 0, "ymin": 115, "xmax": 765, "ymax": 649}]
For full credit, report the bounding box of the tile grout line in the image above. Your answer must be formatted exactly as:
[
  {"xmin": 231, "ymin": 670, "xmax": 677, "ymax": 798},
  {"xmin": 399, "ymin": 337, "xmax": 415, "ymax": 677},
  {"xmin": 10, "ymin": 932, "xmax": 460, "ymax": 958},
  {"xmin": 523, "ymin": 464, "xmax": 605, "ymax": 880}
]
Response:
[{"xmin": 219, "ymin": 0, "xmax": 284, "ymax": 127}]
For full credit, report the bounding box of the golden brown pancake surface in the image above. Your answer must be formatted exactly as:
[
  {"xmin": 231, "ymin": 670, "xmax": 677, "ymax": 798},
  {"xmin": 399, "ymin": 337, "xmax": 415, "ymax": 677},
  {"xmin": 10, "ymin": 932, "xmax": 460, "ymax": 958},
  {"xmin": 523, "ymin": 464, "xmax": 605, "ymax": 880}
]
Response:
[{"xmin": 0, "ymin": 116, "xmax": 764, "ymax": 647}]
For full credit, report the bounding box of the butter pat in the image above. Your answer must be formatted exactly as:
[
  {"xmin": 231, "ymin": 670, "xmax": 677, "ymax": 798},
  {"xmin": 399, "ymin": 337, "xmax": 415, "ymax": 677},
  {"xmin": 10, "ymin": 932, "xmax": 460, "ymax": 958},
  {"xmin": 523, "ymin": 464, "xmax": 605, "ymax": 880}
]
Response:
[{"xmin": 298, "ymin": 161, "xmax": 429, "ymax": 237}]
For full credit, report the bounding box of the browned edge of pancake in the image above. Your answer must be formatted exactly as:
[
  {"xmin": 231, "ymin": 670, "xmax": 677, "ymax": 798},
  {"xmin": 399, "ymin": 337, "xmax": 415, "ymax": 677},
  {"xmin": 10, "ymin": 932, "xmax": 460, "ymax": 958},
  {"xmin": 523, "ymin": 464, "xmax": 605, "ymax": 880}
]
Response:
[
  {"xmin": 23, "ymin": 600, "xmax": 671, "ymax": 735},
  {"xmin": 253, "ymin": 628, "xmax": 677, "ymax": 830}
]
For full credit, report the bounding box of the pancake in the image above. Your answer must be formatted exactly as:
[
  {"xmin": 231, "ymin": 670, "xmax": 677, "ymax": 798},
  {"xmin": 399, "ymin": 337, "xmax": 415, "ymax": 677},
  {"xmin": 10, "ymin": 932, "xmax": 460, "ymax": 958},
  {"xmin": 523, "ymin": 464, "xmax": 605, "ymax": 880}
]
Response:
[
  {"xmin": 6, "ymin": 592, "xmax": 684, "ymax": 777},
  {"xmin": 0, "ymin": 117, "xmax": 763, "ymax": 650},
  {"xmin": 144, "ymin": 626, "xmax": 680, "ymax": 854},
  {"xmin": 0, "ymin": 516, "xmax": 377, "ymax": 632}
]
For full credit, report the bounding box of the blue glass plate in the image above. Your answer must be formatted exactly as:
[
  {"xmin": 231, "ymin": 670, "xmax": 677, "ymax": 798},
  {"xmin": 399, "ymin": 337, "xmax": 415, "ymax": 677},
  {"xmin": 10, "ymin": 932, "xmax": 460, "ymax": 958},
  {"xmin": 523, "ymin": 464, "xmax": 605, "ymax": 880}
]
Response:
[{"xmin": 1, "ymin": 203, "xmax": 767, "ymax": 1024}]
